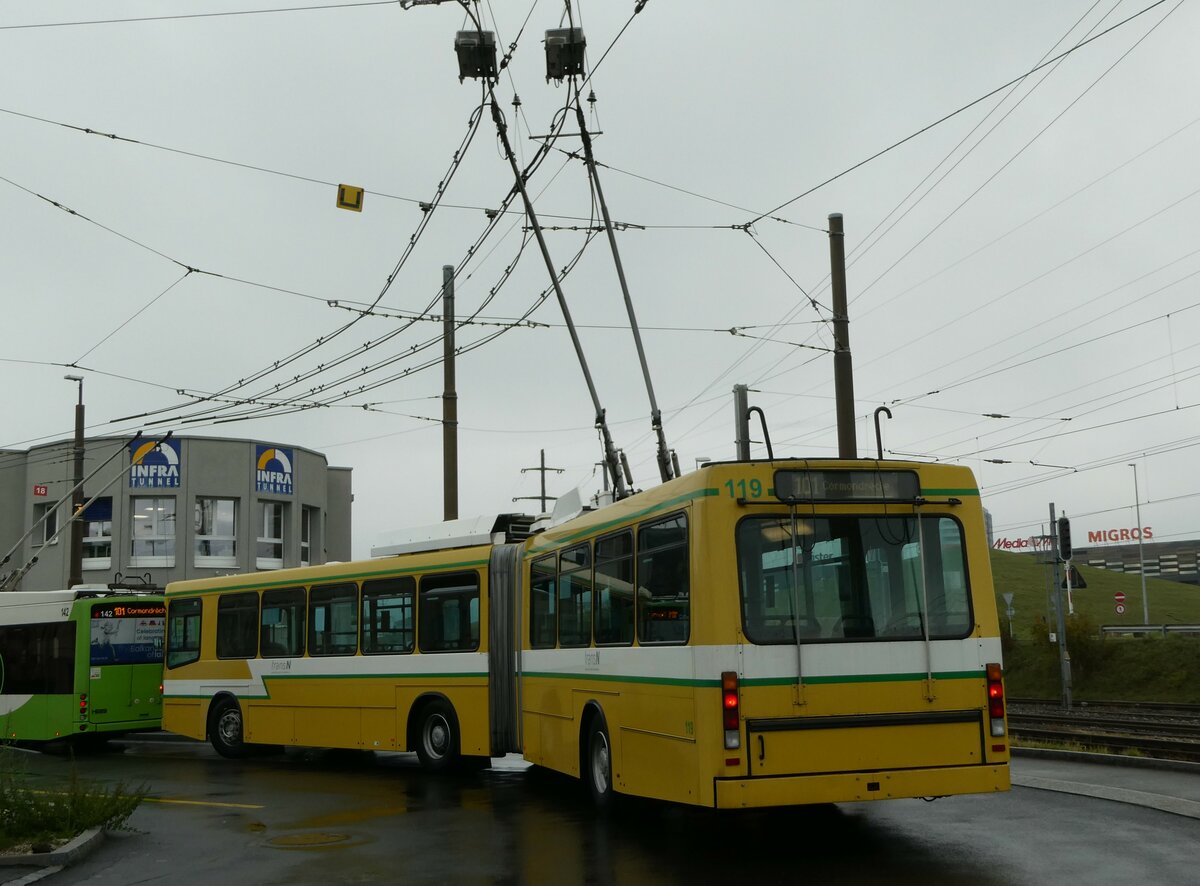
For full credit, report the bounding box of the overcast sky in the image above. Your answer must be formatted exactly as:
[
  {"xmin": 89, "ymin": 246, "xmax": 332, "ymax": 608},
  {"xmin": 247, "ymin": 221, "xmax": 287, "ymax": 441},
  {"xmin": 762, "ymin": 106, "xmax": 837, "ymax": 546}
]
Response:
[{"xmin": 3, "ymin": 0, "xmax": 1198, "ymax": 559}]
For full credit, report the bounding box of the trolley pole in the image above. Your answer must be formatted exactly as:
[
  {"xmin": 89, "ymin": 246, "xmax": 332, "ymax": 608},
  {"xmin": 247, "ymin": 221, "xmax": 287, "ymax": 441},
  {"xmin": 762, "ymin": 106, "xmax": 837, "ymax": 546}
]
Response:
[
  {"xmin": 828, "ymin": 213, "xmax": 857, "ymax": 459},
  {"xmin": 65, "ymin": 375, "xmax": 85, "ymax": 589},
  {"xmin": 442, "ymin": 265, "xmax": 458, "ymax": 521}
]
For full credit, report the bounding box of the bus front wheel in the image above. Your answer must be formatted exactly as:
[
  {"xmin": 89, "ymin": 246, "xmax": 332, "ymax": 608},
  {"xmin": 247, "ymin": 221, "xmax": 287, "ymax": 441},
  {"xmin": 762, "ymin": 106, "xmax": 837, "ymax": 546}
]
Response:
[
  {"xmin": 585, "ymin": 715, "xmax": 614, "ymax": 807},
  {"xmin": 416, "ymin": 699, "xmax": 460, "ymax": 772},
  {"xmin": 210, "ymin": 698, "xmax": 248, "ymax": 759}
]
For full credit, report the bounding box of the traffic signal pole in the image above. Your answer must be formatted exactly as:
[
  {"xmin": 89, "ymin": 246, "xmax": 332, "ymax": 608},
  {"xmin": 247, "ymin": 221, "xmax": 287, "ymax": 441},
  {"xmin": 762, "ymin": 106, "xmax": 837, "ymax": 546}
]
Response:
[{"xmin": 1050, "ymin": 503, "xmax": 1072, "ymax": 710}]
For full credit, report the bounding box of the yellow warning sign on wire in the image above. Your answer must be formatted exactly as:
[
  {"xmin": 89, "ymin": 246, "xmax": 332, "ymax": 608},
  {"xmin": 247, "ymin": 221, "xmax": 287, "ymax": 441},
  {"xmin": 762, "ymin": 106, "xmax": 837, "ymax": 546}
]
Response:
[{"xmin": 337, "ymin": 184, "xmax": 364, "ymax": 212}]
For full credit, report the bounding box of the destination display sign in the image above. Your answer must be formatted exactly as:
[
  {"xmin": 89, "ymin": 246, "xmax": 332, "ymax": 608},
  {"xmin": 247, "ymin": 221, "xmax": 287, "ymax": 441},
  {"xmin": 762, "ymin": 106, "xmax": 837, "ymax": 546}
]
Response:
[
  {"xmin": 90, "ymin": 602, "xmax": 165, "ymax": 665},
  {"xmin": 774, "ymin": 470, "xmax": 920, "ymax": 503}
]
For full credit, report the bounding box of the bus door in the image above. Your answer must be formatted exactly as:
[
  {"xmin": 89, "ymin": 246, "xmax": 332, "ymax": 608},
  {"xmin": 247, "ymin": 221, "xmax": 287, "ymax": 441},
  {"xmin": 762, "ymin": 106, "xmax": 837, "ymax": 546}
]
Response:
[{"xmin": 87, "ymin": 601, "xmax": 166, "ymax": 727}]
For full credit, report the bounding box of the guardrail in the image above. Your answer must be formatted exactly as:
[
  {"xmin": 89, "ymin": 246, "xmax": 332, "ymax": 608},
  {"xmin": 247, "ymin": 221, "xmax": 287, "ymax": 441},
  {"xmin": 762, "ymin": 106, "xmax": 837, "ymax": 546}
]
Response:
[{"xmin": 1100, "ymin": 624, "xmax": 1200, "ymax": 637}]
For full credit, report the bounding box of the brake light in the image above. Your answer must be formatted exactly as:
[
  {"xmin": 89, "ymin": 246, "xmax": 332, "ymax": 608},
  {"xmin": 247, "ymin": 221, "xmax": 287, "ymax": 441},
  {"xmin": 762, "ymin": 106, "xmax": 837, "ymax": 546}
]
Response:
[
  {"xmin": 721, "ymin": 671, "xmax": 741, "ymax": 750},
  {"xmin": 985, "ymin": 662, "xmax": 1005, "ymax": 738},
  {"xmin": 79, "ymin": 693, "xmax": 89, "ymax": 719}
]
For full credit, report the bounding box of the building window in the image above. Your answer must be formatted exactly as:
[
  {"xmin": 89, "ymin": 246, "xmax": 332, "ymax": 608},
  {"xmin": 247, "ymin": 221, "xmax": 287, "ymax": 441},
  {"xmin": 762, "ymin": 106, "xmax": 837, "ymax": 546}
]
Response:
[
  {"xmin": 195, "ymin": 498, "xmax": 237, "ymax": 568},
  {"xmin": 257, "ymin": 501, "xmax": 284, "ymax": 570},
  {"xmin": 300, "ymin": 506, "xmax": 318, "ymax": 567},
  {"xmin": 33, "ymin": 501, "xmax": 59, "ymax": 546},
  {"xmin": 82, "ymin": 498, "xmax": 113, "ymax": 571},
  {"xmin": 131, "ymin": 497, "xmax": 176, "ymax": 567}
]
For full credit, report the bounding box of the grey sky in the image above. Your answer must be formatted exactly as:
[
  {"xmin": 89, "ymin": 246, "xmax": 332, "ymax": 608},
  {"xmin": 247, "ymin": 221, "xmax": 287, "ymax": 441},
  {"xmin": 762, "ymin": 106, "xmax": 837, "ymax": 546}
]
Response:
[{"xmin": 3, "ymin": 1, "xmax": 1197, "ymax": 558}]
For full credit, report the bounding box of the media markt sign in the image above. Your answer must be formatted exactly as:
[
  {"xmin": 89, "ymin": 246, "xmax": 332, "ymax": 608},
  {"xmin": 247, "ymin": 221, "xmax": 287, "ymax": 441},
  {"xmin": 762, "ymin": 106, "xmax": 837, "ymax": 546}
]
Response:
[{"xmin": 255, "ymin": 445, "xmax": 294, "ymax": 495}]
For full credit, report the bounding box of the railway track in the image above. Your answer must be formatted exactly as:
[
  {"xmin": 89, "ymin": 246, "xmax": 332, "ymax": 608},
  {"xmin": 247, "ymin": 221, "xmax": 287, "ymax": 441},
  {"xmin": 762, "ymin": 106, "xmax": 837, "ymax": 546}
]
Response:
[{"xmin": 1007, "ymin": 698, "xmax": 1200, "ymax": 764}]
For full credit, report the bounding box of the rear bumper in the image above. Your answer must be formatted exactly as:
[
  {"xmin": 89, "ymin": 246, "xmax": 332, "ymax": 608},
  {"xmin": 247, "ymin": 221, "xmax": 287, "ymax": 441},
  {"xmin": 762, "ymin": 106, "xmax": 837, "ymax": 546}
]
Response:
[{"xmin": 714, "ymin": 763, "xmax": 1010, "ymax": 809}]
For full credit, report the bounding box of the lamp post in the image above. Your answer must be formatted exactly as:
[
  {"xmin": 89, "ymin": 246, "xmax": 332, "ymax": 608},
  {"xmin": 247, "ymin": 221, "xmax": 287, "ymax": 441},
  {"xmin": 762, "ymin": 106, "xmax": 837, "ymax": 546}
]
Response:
[
  {"xmin": 64, "ymin": 375, "xmax": 84, "ymax": 589},
  {"xmin": 1129, "ymin": 463, "xmax": 1148, "ymax": 623}
]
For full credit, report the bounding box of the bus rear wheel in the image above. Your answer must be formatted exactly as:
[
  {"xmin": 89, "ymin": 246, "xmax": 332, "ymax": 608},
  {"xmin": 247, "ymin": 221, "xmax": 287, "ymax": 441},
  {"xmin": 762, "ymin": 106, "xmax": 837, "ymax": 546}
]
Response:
[
  {"xmin": 415, "ymin": 699, "xmax": 460, "ymax": 772},
  {"xmin": 585, "ymin": 716, "xmax": 614, "ymax": 807},
  {"xmin": 210, "ymin": 698, "xmax": 248, "ymax": 759}
]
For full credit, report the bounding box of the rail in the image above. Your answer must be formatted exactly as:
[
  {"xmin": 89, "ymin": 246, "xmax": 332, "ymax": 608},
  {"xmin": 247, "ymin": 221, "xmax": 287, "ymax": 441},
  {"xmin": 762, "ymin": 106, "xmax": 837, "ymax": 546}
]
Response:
[{"xmin": 1007, "ymin": 699, "xmax": 1200, "ymax": 764}]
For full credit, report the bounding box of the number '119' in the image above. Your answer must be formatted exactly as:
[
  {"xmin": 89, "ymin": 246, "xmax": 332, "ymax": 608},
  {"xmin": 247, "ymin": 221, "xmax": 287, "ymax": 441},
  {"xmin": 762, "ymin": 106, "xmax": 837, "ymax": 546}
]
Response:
[{"xmin": 725, "ymin": 479, "xmax": 762, "ymax": 498}]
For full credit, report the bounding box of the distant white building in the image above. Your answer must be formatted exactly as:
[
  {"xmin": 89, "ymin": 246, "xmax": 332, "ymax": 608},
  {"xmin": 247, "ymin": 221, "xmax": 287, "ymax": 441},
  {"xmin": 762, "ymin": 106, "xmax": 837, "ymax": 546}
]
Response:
[{"xmin": 0, "ymin": 435, "xmax": 351, "ymax": 591}]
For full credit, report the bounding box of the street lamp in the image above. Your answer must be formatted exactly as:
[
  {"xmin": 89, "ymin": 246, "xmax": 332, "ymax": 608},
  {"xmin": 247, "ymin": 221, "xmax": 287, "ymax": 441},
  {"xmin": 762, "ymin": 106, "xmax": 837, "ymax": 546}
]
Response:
[
  {"xmin": 1129, "ymin": 463, "xmax": 1149, "ymax": 623},
  {"xmin": 64, "ymin": 375, "xmax": 84, "ymax": 588}
]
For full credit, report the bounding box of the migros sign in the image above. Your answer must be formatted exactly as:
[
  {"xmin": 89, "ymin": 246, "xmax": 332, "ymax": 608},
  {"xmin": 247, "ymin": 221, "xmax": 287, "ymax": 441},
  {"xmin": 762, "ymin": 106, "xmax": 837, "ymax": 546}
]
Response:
[
  {"xmin": 993, "ymin": 526, "xmax": 1154, "ymax": 550},
  {"xmin": 1086, "ymin": 526, "xmax": 1153, "ymax": 543}
]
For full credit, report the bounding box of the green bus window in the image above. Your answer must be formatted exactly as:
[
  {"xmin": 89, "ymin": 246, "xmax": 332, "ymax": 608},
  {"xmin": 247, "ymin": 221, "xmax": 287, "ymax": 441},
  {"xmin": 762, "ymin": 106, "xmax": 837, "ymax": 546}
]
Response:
[
  {"xmin": 0, "ymin": 622, "xmax": 76, "ymax": 693},
  {"xmin": 167, "ymin": 598, "xmax": 202, "ymax": 668},
  {"xmin": 309, "ymin": 583, "xmax": 359, "ymax": 656},
  {"xmin": 362, "ymin": 576, "xmax": 415, "ymax": 654},
  {"xmin": 595, "ymin": 530, "xmax": 634, "ymax": 646},
  {"xmin": 558, "ymin": 543, "xmax": 592, "ymax": 648},
  {"xmin": 530, "ymin": 555, "xmax": 556, "ymax": 649},
  {"xmin": 216, "ymin": 592, "xmax": 259, "ymax": 659},
  {"xmin": 419, "ymin": 572, "xmax": 480, "ymax": 653},
  {"xmin": 637, "ymin": 513, "xmax": 690, "ymax": 645},
  {"xmin": 261, "ymin": 587, "xmax": 306, "ymax": 657}
]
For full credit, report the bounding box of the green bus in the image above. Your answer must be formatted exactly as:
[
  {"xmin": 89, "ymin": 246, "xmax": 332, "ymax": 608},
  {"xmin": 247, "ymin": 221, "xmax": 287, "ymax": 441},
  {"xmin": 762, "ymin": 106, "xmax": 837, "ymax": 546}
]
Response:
[{"xmin": 0, "ymin": 589, "xmax": 165, "ymax": 746}]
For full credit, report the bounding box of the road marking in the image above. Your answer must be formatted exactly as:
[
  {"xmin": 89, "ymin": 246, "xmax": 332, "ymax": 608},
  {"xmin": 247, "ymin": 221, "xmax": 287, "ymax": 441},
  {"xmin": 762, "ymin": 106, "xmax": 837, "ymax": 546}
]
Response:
[{"xmin": 144, "ymin": 797, "xmax": 264, "ymax": 809}]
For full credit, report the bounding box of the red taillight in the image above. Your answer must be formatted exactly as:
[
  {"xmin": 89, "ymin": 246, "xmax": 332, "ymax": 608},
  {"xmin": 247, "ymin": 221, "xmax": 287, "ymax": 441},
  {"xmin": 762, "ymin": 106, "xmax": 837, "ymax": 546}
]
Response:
[
  {"xmin": 985, "ymin": 662, "xmax": 1005, "ymax": 737},
  {"xmin": 79, "ymin": 693, "xmax": 88, "ymax": 718},
  {"xmin": 721, "ymin": 671, "xmax": 741, "ymax": 750}
]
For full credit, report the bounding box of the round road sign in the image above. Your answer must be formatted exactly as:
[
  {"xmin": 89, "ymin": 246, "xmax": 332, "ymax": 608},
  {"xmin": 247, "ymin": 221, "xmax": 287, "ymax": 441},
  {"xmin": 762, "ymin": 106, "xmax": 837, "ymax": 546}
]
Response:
[
  {"xmin": 1114, "ymin": 592, "xmax": 1127, "ymax": 604},
  {"xmin": 1116, "ymin": 603, "xmax": 1126, "ymax": 615}
]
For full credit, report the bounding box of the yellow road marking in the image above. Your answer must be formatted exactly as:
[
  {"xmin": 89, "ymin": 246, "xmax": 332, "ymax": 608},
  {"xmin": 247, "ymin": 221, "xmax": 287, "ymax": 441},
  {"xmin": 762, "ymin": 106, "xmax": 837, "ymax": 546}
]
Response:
[{"xmin": 145, "ymin": 797, "xmax": 264, "ymax": 809}]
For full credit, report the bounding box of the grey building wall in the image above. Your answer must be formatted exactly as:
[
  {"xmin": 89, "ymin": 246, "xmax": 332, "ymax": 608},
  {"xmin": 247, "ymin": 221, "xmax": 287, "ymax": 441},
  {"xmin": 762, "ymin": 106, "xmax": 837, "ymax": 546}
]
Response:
[
  {"xmin": 0, "ymin": 450, "xmax": 28, "ymax": 569},
  {"xmin": 1, "ymin": 435, "xmax": 351, "ymax": 591}
]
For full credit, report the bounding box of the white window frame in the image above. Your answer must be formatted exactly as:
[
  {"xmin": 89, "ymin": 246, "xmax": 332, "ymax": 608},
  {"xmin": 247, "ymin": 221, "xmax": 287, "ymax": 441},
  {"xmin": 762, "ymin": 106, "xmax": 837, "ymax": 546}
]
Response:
[
  {"xmin": 82, "ymin": 497, "xmax": 113, "ymax": 571},
  {"xmin": 130, "ymin": 496, "xmax": 176, "ymax": 568},
  {"xmin": 33, "ymin": 501, "xmax": 59, "ymax": 547},
  {"xmin": 257, "ymin": 501, "xmax": 284, "ymax": 570},
  {"xmin": 300, "ymin": 506, "xmax": 317, "ymax": 567},
  {"xmin": 194, "ymin": 498, "xmax": 238, "ymax": 568}
]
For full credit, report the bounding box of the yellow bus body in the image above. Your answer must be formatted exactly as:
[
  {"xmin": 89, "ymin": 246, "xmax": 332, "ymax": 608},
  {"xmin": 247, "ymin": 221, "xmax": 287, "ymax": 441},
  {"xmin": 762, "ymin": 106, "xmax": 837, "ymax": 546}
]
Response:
[{"xmin": 163, "ymin": 459, "xmax": 1010, "ymax": 808}]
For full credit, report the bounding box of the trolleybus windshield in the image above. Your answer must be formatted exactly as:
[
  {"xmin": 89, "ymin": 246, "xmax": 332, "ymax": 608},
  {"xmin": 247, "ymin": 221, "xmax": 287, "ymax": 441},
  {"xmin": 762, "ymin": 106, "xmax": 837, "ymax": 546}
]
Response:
[{"xmin": 736, "ymin": 514, "xmax": 971, "ymax": 643}]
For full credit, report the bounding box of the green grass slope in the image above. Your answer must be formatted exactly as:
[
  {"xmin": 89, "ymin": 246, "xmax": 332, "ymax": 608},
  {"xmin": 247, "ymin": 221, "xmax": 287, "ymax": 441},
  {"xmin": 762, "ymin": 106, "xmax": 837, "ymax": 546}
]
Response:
[{"xmin": 989, "ymin": 550, "xmax": 1200, "ymax": 702}]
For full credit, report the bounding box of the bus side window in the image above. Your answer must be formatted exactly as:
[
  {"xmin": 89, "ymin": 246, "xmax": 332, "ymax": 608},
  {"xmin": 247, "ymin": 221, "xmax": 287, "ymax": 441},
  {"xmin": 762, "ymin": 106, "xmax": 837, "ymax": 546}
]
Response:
[
  {"xmin": 309, "ymin": 582, "xmax": 359, "ymax": 656},
  {"xmin": 594, "ymin": 530, "xmax": 634, "ymax": 646},
  {"xmin": 261, "ymin": 586, "xmax": 306, "ymax": 657},
  {"xmin": 558, "ymin": 543, "xmax": 592, "ymax": 648},
  {"xmin": 216, "ymin": 592, "xmax": 259, "ymax": 659},
  {"xmin": 362, "ymin": 576, "xmax": 415, "ymax": 654},
  {"xmin": 0, "ymin": 622, "xmax": 76, "ymax": 693},
  {"xmin": 637, "ymin": 513, "xmax": 690, "ymax": 645},
  {"xmin": 167, "ymin": 598, "xmax": 202, "ymax": 668},
  {"xmin": 419, "ymin": 571, "xmax": 480, "ymax": 653},
  {"xmin": 529, "ymin": 555, "xmax": 557, "ymax": 648}
]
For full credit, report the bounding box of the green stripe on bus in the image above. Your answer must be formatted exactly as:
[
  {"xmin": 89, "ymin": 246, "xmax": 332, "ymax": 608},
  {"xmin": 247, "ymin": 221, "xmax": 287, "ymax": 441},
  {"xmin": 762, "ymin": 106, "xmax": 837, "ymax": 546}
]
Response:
[
  {"xmin": 527, "ymin": 487, "xmax": 719, "ymax": 553},
  {"xmin": 922, "ymin": 488, "xmax": 979, "ymax": 496},
  {"xmin": 166, "ymin": 559, "xmax": 491, "ymax": 596},
  {"xmin": 522, "ymin": 669, "xmax": 984, "ymax": 688}
]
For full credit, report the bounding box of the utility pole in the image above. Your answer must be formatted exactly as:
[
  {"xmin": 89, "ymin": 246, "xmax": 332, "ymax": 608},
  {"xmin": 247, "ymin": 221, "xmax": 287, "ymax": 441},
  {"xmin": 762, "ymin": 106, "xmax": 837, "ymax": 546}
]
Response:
[
  {"xmin": 1130, "ymin": 463, "xmax": 1149, "ymax": 622},
  {"xmin": 514, "ymin": 450, "xmax": 564, "ymax": 513},
  {"xmin": 442, "ymin": 265, "xmax": 458, "ymax": 521},
  {"xmin": 65, "ymin": 374, "xmax": 84, "ymax": 588},
  {"xmin": 734, "ymin": 384, "xmax": 751, "ymax": 461},
  {"xmin": 828, "ymin": 213, "xmax": 857, "ymax": 459}
]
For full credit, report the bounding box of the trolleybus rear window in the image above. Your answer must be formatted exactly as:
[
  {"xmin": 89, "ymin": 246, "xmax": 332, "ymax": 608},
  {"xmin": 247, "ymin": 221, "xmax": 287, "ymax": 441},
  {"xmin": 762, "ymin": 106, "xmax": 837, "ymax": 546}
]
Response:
[
  {"xmin": 737, "ymin": 514, "xmax": 971, "ymax": 643},
  {"xmin": 0, "ymin": 622, "xmax": 76, "ymax": 693},
  {"xmin": 90, "ymin": 601, "xmax": 165, "ymax": 665}
]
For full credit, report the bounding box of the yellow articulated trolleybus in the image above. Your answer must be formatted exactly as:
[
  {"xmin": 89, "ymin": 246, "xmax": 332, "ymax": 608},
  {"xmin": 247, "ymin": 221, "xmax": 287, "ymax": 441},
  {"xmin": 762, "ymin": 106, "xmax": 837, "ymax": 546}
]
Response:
[{"xmin": 162, "ymin": 458, "xmax": 1010, "ymax": 808}]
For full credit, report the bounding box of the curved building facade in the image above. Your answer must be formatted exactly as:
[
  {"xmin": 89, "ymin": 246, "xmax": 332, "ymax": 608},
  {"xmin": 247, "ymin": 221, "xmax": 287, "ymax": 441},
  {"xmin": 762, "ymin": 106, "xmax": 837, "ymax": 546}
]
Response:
[{"xmin": 0, "ymin": 435, "xmax": 351, "ymax": 591}]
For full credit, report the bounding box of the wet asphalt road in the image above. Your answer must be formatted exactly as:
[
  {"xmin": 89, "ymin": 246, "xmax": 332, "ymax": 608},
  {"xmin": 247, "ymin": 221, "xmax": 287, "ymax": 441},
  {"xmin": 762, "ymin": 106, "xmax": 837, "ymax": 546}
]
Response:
[{"xmin": 8, "ymin": 739, "xmax": 1199, "ymax": 886}]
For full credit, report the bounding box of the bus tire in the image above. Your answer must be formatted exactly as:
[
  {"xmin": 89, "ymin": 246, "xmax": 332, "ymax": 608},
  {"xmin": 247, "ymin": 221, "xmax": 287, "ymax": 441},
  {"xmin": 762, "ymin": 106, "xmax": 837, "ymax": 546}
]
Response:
[
  {"xmin": 585, "ymin": 715, "xmax": 614, "ymax": 807},
  {"xmin": 210, "ymin": 698, "xmax": 248, "ymax": 759},
  {"xmin": 415, "ymin": 699, "xmax": 460, "ymax": 772}
]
